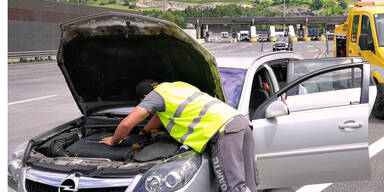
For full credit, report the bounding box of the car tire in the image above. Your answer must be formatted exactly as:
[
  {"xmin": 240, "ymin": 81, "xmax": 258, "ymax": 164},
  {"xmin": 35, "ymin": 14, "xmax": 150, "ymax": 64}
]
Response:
[
  {"xmin": 273, "ymin": 48, "xmax": 276, "ymax": 51},
  {"xmin": 290, "ymin": 47, "xmax": 293, "ymax": 51},
  {"xmin": 373, "ymin": 83, "xmax": 384, "ymax": 119}
]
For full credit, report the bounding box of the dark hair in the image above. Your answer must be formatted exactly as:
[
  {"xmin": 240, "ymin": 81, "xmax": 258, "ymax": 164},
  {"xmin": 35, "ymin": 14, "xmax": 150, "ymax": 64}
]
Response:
[{"xmin": 136, "ymin": 79, "xmax": 156, "ymax": 99}]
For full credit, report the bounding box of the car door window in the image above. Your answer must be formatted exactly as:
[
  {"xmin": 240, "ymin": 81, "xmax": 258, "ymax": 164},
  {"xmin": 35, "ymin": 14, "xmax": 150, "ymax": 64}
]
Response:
[
  {"xmin": 291, "ymin": 68, "xmax": 361, "ymax": 95},
  {"xmin": 290, "ymin": 58, "xmax": 363, "ymax": 81},
  {"xmin": 361, "ymin": 15, "xmax": 375, "ymax": 52},
  {"xmin": 286, "ymin": 67, "xmax": 362, "ymax": 112},
  {"xmin": 351, "ymin": 15, "xmax": 360, "ymax": 43}
]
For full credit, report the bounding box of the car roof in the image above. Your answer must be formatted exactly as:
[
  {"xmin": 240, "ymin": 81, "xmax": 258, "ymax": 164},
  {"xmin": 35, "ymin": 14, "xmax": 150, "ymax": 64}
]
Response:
[{"xmin": 215, "ymin": 52, "xmax": 303, "ymax": 69}]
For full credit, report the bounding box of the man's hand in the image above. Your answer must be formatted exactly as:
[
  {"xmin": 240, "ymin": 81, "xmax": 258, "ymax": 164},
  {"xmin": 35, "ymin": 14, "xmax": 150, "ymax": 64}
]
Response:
[{"xmin": 99, "ymin": 136, "xmax": 122, "ymax": 146}]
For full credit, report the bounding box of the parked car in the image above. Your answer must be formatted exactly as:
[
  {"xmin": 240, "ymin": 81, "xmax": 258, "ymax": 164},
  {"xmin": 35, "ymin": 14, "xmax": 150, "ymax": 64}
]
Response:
[
  {"xmin": 273, "ymin": 36, "xmax": 293, "ymax": 51},
  {"xmin": 9, "ymin": 13, "xmax": 376, "ymax": 192},
  {"xmin": 221, "ymin": 31, "xmax": 229, "ymax": 38},
  {"xmin": 257, "ymin": 34, "xmax": 269, "ymax": 42}
]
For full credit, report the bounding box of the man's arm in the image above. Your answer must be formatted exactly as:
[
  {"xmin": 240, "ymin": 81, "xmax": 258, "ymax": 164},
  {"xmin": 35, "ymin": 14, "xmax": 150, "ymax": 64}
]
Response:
[
  {"xmin": 142, "ymin": 113, "xmax": 162, "ymax": 133},
  {"xmin": 100, "ymin": 106, "xmax": 149, "ymax": 146}
]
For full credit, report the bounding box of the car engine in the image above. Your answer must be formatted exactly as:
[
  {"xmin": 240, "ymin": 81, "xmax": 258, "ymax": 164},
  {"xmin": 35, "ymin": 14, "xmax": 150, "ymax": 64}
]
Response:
[{"xmin": 34, "ymin": 116, "xmax": 181, "ymax": 162}]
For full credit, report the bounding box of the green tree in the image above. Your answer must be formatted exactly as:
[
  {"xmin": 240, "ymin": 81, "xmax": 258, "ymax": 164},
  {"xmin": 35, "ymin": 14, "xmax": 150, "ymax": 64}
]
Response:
[
  {"xmin": 339, "ymin": 0, "xmax": 348, "ymax": 9},
  {"xmin": 321, "ymin": 0, "xmax": 345, "ymax": 16},
  {"xmin": 311, "ymin": 0, "xmax": 323, "ymax": 10}
]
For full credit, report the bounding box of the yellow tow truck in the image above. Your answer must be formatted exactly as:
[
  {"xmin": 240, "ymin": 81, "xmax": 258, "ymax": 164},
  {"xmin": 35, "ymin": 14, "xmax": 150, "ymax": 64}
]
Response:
[{"xmin": 334, "ymin": 0, "xmax": 384, "ymax": 119}]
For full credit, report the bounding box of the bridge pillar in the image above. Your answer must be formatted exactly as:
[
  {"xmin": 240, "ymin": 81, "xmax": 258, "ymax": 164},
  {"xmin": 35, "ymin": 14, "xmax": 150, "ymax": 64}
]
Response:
[
  {"xmin": 303, "ymin": 18, "xmax": 311, "ymax": 41},
  {"xmin": 196, "ymin": 19, "xmax": 201, "ymax": 39},
  {"xmin": 196, "ymin": 24, "xmax": 201, "ymax": 39}
]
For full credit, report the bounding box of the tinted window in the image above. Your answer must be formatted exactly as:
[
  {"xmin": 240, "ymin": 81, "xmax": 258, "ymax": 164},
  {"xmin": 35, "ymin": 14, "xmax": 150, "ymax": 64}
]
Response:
[
  {"xmin": 218, "ymin": 68, "xmax": 247, "ymax": 108},
  {"xmin": 351, "ymin": 15, "xmax": 360, "ymax": 43}
]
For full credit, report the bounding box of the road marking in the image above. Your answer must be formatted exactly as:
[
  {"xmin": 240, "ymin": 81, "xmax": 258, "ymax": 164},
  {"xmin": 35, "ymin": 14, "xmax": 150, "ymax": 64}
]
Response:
[
  {"xmin": 369, "ymin": 136, "xmax": 384, "ymax": 158},
  {"xmin": 8, "ymin": 95, "xmax": 58, "ymax": 106},
  {"xmin": 241, "ymin": 43, "xmax": 251, "ymax": 49},
  {"xmin": 295, "ymin": 136, "xmax": 384, "ymax": 192}
]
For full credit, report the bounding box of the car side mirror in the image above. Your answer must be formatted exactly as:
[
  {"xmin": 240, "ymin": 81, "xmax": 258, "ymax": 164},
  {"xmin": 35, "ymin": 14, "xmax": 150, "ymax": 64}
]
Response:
[
  {"xmin": 359, "ymin": 34, "xmax": 368, "ymax": 50},
  {"xmin": 265, "ymin": 100, "xmax": 289, "ymax": 119}
]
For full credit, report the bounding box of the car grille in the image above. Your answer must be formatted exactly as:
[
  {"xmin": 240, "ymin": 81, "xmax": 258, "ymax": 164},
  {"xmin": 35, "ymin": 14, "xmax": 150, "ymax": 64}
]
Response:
[
  {"xmin": 26, "ymin": 179, "xmax": 57, "ymax": 192},
  {"xmin": 25, "ymin": 179, "xmax": 128, "ymax": 192}
]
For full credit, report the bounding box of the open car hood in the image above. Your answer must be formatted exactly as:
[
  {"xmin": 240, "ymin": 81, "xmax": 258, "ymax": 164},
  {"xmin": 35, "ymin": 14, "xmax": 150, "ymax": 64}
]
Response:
[{"xmin": 57, "ymin": 13, "xmax": 225, "ymax": 115}]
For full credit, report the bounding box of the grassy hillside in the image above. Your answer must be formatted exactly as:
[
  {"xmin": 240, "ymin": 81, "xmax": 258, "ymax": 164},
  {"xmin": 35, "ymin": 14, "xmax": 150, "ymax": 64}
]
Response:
[{"xmin": 67, "ymin": 0, "xmax": 355, "ymax": 28}]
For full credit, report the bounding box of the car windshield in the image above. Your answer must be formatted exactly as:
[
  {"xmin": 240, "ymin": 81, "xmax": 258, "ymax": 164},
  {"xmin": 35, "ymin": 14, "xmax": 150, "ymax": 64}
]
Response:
[
  {"xmin": 374, "ymin": 14, "xmax": 384, "ymax": 47},
  {"xmin": 218, "ymin": 67, "xmax": 247, "ymax": 108}
]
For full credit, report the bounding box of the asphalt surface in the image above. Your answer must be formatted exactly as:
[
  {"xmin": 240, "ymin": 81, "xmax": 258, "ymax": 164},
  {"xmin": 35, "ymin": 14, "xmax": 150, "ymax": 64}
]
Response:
[{"xmin": 8, "ymin": 41, "xmax": 384, "ymax": 192}]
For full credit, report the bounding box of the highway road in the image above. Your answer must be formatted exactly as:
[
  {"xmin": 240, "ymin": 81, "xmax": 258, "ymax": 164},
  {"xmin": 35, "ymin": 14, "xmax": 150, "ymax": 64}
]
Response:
[{"xmin": 8, "ymin": 41, "xmax": 383, "ymax": 192}]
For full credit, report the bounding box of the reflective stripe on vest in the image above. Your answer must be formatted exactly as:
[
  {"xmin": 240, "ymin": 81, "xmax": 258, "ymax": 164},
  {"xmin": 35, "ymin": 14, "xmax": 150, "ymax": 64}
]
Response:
[{"xmin": 155, "ymin": 82, "xmax": 239, "ymax": 152}]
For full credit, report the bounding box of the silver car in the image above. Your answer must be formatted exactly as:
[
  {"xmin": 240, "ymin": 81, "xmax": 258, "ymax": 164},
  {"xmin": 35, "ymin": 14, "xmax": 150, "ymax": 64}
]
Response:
[
  {"xmin": 9, "ymin": 13, "xmax": 375, "ymax": 192},
  {"xmin": 217, "ymin": 55, "xmax": 376, "ymax": 189}
]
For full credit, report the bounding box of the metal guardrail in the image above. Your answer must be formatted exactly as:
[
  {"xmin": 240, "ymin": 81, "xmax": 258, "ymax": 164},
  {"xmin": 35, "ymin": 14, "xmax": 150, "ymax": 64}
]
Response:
[{"xmin": 8, "ymin": 50, "xmax": 58, "ymax": 59}]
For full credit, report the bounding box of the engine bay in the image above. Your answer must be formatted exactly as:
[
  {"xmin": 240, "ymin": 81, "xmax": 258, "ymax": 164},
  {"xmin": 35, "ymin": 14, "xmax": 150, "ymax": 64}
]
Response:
[{"xmin": 34, "ymin": 115, "xmax": 182, "ymax": 162}]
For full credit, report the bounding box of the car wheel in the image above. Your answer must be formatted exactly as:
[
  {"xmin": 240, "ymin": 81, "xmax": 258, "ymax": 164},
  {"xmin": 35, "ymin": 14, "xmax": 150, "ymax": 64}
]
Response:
[
  {"xmin": 373, "ymin": 83, "xmax": 384, "ymax": 119},
  {"xmin": 273, "ymin": 48, "xmax": 276, "ymax": 51},
  {"xmin": 290, "ymin": 47, "xmax": 293, "ymax": 51}
]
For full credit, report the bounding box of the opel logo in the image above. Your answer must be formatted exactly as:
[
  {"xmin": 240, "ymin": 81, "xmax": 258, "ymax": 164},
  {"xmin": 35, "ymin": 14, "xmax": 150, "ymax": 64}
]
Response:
[{"xmin": 59, "ymin": 173, "xmax": 80, "ymax": 192}]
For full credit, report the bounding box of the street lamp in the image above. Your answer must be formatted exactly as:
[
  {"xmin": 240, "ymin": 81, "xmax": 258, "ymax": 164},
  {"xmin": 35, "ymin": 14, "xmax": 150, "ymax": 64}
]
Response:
[{"xmin": 283, "ymin": 0, "xmax": 286, "ymax": 32}]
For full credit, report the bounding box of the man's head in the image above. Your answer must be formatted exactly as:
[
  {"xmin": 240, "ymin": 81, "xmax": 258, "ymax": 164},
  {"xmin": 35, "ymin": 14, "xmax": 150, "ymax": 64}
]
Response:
[{"xmin": 136, "ymin": 79, "xmax": 158, "ymax": 100}]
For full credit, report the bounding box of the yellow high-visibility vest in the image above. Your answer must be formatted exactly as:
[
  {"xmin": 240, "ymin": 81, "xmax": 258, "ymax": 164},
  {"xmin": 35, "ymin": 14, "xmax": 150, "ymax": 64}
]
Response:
[{"xmin": 154, "ymin": 82, "xmax": 239, "ymax": 152}]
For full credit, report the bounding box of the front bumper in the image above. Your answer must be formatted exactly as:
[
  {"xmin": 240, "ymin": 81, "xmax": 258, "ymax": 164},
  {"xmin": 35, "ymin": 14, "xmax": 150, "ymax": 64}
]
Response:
[
  {"xmin": 12, "ymin": 154, "xmax": 215, "ymax": 192},
  {"xmin": 15, "ymin": 167, "xmax": 138, "ymax": 192}
]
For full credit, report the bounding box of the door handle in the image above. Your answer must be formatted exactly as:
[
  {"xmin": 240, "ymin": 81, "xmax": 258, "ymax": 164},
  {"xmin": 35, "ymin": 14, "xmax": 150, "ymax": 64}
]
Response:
[{"xmin": 339, "ymin": 120, "xmax": 363, "ymax": 132}]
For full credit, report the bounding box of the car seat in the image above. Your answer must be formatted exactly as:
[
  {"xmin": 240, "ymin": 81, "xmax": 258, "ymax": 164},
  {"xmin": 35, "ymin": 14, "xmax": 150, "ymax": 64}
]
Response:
[{"xmin": 249, "ymin": 75, "xmax": 270, "ymax": 117}]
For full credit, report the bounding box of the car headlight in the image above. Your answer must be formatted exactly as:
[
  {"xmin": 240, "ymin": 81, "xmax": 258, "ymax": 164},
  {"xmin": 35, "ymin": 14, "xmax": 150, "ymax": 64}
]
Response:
[
  {"xmin": 133, "ymin": 150, "xmax": 202, "ymax": 192},
  {"xmin": 8, "ymin": 141, "xmax": 28, "ymax": 183}
]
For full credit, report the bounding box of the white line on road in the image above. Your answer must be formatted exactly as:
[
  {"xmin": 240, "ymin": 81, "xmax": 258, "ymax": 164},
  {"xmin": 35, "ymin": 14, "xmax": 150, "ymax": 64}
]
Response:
[
  {"xmin": 8, "ymin": 95, "xmax": 58, "ymax": 106},
  {"xmin": 369, "ymin": 136, "xmax": 384, "ymax": 158},
  {"xmin": 296, "ymin": 136, "xmax": 384, "ymax": 192}
]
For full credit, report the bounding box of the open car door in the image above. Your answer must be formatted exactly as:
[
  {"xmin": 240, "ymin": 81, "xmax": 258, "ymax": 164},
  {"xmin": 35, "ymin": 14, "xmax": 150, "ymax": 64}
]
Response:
[{"xmin": 252, "ymin": 62, "xmax": 372, "ymax": 189}]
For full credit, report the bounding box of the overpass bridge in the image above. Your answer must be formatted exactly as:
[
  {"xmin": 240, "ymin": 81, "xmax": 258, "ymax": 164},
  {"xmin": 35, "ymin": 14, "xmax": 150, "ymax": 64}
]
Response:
[{"xmin": 184, "ymin": 16, "xmax": 347, "ymax": 39}]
